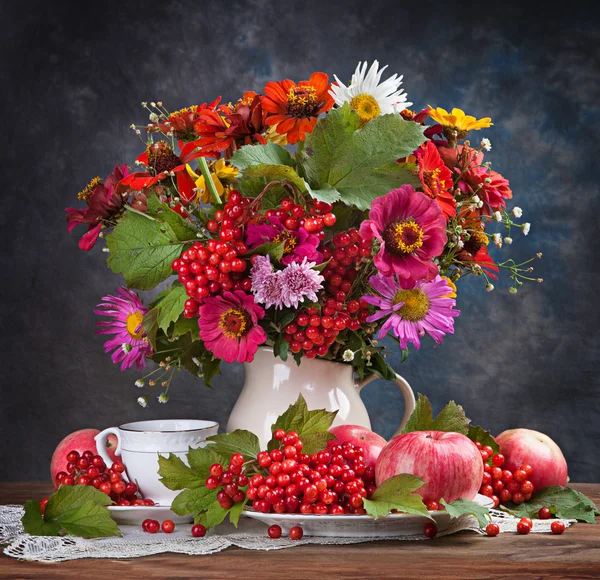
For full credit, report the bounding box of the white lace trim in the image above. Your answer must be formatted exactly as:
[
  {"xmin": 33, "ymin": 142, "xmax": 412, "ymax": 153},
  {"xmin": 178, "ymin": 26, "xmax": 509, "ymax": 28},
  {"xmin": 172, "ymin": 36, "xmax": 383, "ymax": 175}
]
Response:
[{"xmin": 0, "ymin": 505, "xmax": 575, "ymax": 562}]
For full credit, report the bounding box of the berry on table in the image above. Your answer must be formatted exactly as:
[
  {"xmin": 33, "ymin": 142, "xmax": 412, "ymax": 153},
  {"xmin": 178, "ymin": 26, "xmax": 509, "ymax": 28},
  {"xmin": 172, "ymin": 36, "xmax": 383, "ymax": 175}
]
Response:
[
  {"xmin": 192, "ymin": 524, "xmax": 207, "ymax": 538},
  {"xmin": 551, "ymin": 520, "xmax": 565, "ymax": 535},
  {"xmin": 516, "ymin": 518, "xmax": 532, "ymax": 534},
  {"xmin": 289, "ymin": 525, "xmax": 304, "ymax": 540},
  {"xmin": 423, "ymin": 522, "xmax": 437, "ymax": 538},
  {"xmin": 162, "ymin": 520, "xmax": 175, "ymax": 534},
  {"xmin": 267, "ymin": 524, "xmax": 282, "ymax": 539},
  {"xmin": 485, "ymin": 523, "xmax": 500, "ymax": 537},
  {"xmin": 145, "ymin": 519, "xmax": 160, "ymax": 534},
  {"xmin": 538, "ymin": 507, "xmax": 552, "ymax": 520}
]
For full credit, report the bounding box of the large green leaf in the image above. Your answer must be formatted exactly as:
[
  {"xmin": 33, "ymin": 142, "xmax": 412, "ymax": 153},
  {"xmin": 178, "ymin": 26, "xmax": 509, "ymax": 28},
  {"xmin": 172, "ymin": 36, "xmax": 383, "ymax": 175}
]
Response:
[
  {"xmin": 155, "ymin": 284, "xmax": 188, "ymax": 333},
  {"xmin": 147, "ymin": 195, "xmax": 199, "ymax": 241},
  {"xmin": 241, "ymin": 164, "xmax": 307, "ymax": 192},
  {"xmin": 299, "ymin": 104, "xmax": 425, "ymax": 210},
  {"xmin": 467, "ymin": 425, "xmax": 500, "ymax": 455},
  {"xmin": 171, "ymin": 487, "xmax": 218, "ymax": 516},
  {"xmin": 362, "ymin": 474, "xmax": 430, "ymax": 519},
  {"xmin": 106, "ymin": 211, "xmax": 187, "ymax": 290},
  {"xmin": 206, "ymin": 430, "xmax": 261, "ymax": 461},
  {"xmin": 229, "ymin": 142, "xmax": 295, "ymax": 170},
  {"xmin": 401, "ymin": 394, "xmax": 470, "ymax": 435}
]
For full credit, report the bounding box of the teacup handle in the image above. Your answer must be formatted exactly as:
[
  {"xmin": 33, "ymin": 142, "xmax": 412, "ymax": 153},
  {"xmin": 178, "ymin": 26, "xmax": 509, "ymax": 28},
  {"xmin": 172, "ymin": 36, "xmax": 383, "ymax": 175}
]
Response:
[
  {"xmin": 95, "ymin": 427, "xmax": 126, "ymax": 477},
  {"xmin": 358, "ymin": 373, "xmax": 416, "ymax": 438}
]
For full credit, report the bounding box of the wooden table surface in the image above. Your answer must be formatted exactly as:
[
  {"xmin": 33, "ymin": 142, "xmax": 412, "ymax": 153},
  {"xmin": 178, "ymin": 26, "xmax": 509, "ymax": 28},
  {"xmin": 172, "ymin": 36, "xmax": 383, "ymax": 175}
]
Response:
[{"xmin": 1, "ymin": 482, "xmax": 599, "ymax": 580}]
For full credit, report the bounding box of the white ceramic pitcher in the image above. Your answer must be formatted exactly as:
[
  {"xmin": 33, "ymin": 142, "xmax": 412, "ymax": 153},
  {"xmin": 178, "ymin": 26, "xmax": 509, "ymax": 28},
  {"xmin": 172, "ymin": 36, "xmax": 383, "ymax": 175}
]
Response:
[{"xmin": 226, "ymin": 347, "xmax": 415, "ymax": 448}]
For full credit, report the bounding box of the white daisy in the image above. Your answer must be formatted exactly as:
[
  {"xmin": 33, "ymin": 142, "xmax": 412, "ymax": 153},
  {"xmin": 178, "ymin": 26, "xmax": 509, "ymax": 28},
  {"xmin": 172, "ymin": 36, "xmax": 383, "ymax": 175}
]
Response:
[{"xmin": 329, "ymin": 61, "xmax": 412, "ymax": 126}]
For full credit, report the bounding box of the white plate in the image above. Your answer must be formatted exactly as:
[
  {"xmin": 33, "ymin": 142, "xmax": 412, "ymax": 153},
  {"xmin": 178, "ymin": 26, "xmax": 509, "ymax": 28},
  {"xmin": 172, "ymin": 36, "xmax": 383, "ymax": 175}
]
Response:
[
  {"xmin": 107, "ymin": 505, "xmax": 193, "ymax": 525},
  {"xmin": 243, "ymin": 494, "xmax": 493, "ymax": 537}
]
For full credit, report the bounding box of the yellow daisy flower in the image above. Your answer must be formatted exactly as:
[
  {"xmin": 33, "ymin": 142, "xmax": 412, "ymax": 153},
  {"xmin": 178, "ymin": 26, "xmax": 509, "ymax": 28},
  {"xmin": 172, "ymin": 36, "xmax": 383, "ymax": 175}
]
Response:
[
  {"xmin": 186, "ymin": 159, "xmax": 239, "ymax": 203},
  {"xmin": 440, "ymin": 276, "xmax": 457, "ymax": 299},
  {"xmin": 428, "ymin": 107, "xmax": 493, "ymax": 141}
]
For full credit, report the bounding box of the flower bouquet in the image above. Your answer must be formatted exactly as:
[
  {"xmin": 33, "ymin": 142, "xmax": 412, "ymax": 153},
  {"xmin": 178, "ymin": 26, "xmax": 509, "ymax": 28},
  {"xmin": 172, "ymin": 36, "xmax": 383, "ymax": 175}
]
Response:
[{"xmin": 66, "ymin": 60, "xmax": 539, "ymax": 403}]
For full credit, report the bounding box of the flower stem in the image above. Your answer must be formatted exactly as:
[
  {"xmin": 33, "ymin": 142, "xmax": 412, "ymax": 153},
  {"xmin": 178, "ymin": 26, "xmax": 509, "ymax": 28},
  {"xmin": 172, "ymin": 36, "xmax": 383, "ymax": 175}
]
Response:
[{"xmin": 197, "ymin": 156, "xmax": 221, "ymax": 205}]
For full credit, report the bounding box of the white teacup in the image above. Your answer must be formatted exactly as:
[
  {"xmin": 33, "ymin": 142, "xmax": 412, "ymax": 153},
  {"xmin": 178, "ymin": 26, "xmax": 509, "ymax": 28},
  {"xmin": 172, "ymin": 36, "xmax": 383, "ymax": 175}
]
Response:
[{"xmin": 95, "ymin": 419, "xmax": 218, "ymax": 506}]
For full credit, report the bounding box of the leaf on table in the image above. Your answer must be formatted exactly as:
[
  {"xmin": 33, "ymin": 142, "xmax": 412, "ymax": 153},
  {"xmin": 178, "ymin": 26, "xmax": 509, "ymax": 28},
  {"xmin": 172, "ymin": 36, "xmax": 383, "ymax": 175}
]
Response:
[
  {"xmin": 21, "ymin": 501, "xmax": 61, "ymax": 536},
  {"xmin": 44, "ymin": 485, "xmax": 110, "ymax": 519},
  {"xmin": 206, "ymin": 430, "xmax": 261, "ymax": 461},
  {"xmin": 501, "ymin": 486, "xmax": 600, "ymax": 523},
  {"xmin": 195, "ymin": 501, "xmax": 229, "ymax": 529},
  {"xmin": 52, "ymin": 502, "xmax": 121, "ymax": 539},
  {"xmin": 106, "ymin": 210, "xmax": 187, "ymax": 290},
  {"xmin": 362, "ymin": 474, "xmax": 430, "ymax": 519},
  {"xmin": 467, "ymin": 425, "xmax": 500, "ymax": 455},
  {"xmin": 267, "ymin": 394, "xmax": 337, "ymax": 454},
  {"xmin": 441, "ymin": 498, "xmax": 490, "ymax": 528},
  {"xmin": 401, "ymin": 393, "xmax": 470, "ymax": 435}
]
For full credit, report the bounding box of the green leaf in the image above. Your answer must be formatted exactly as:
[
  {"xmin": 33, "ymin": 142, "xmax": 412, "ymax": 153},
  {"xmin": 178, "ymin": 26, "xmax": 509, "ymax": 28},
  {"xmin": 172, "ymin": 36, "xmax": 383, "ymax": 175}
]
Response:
[
  {"xmin": 273, "ymin": 336, "xmax": 290, "ymax": 361},
  {"xmin": 187, "ymin": 447, "xmax": 228, "ymax": 478},
  {"xmin": 206, "ymin": 430, "xmax": 261, "ymax": 461},
  {"xmin": 230, "ymin": 142, "xmax": 295, "ymax": 171},
  {"xmin": 246, "ymin": 241, "xmax": 286, "ymax": 263},
  {"xmin": 229, "ymin": 497, "xmax": 249, "ymax": 527},
  {"xmin": 304, "ymin": 183, "xmax": 341, "ymax": 204},
  {"xmin": 241, "ymin": 164, "xmax": 307, "ymax": 193},
  {"xmin": 441, "ymin": 498, "xmax": 490, "ymax": 528},
  {"xmin": 147, "ymin": 195, "xmax": 199, "ymax": 241},
  {"xmin": 171, "ymin": 487, "xmax": 218, "ymax": 516},
  {"xmin": 156, "ymin": 451, "xmax": 224, "ymax": 492},
  {"xmin": 267, "ymin": 394, "xmax": 337, "ymax": 454},
  {"xmin": 468, "ymin": 425, "xmax": 500, "ymax": 455},
  {"xmin": 363, "ymin": 474, "xmax": 430, "ymax": 519},
  {"xmin": 142, "ymin": 308, "xmax": 159, "ymax": 351},
  {"xmin": 299, "ymin": 105, "xmax": 426, "ymax": 210},
  {"xmin": 22, "ymin": 485, "xmax": 119, "ymax": 539},
  {"xmin": 173, "ymin": 315, "xmax": 201, "ymax": 337},
  {"xmin": 155, "ymin": 285, "xmax": 187, "ymax": 333},
  {"xmin": 502, "ymin": 486, "xmax": 600, "ymax": 523},
  {"xmin": 201, "ymin": 356, "xmax": 222, "ymax": 387},
  {"xmin": 106, "ymin": 211, "xmax": 187, "ymax": 290},
  {"xmin": 401, "ymin": 394, "xmax": 470, "ymax": 435},
  {"xmin": 196, "ymin": 501, "xmax": 230, "ymax": 528}
]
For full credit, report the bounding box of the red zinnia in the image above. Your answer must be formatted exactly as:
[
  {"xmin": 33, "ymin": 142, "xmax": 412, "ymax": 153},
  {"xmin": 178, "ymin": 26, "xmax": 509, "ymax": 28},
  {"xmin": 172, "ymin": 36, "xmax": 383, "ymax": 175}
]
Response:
[
  {"xmin": 260, "ymin": 72, "xmax": 334, "ymax": 144},
  {"xmin": 149, "ymin": 97, "xmax": 223, "ymax": 140},
  {"xmin": 416, "ymin": 141, "xmax": 456, "ymax": 220},
  {"xmin": 194, "ymin": 92, "xmax": 267, "ymax": 158}
]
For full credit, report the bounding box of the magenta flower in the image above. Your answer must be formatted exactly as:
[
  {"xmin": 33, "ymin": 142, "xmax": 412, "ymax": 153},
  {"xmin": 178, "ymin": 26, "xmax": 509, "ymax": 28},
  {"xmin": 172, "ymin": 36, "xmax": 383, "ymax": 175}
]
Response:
[
  {"xmin": 95, "ymin": 288, "xmax": 153, "ymax": 370},
  {"xmin": 362, "ymin": 274, "xmax": 460, "ymax": 350},
  {"xmin": 245, "ymin": 216, "xmax": 322, "ymax": 265},
  {"xmin": 198, "ymin": 290, "xmax": 267, "ymax": 363},
  {"xmin": 66, "ymin": 165, "xmax": 130, "ymax": 251},
  {"xmin": 359, "ymin": 185, "xmax": 446, "ymax": 283}
]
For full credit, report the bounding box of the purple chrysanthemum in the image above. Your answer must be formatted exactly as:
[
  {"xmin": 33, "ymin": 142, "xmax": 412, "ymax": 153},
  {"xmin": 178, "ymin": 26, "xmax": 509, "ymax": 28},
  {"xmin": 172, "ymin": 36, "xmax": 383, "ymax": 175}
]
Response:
[
  {"xmin": 95, "ymin": 287, "xmax": 153, "ymax": 371},
  {"xmin": 245, "ymin": 216, "xmax": 323, "ymax": 265},
  {"xmin": 362, "ymin": 274, "xmax": 460, "ymax": 350},
  {"xmin": 249, "ymin": 255, "xmax": 284, "ymax": 309},
  {"xmin": 280, "ymin": 258, "xmax": 324, "ymax": 308}
]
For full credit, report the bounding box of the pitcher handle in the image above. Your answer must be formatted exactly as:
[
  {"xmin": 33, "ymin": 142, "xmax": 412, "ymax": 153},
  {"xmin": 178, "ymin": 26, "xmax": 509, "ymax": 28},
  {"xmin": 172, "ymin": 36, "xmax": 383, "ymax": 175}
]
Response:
[
  {"xmin": 94, "ymin": 427, "xmax": 123, "ymax": 474},
  {"xmin": 357, "ymin": 373, "xmax": 416, "ymax": 438}
]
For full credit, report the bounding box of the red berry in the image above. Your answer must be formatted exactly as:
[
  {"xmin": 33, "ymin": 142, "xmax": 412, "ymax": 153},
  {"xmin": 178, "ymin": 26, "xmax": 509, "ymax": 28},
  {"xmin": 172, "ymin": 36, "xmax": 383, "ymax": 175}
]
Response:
[
  {"xmin": 40, "ymin": 497, "xmax": 49, "ymax": 515},
  {"xmin": 538, "ymin": 507, "xmax": 552, "ymax": 520},
  {"xmin": 512, "ymin": 491, "xmax": 525, "ymax": 504},
  {"xmin": 426, "ymin": 501, "xmax": 439, "ymax": 511},
  {"xmin": 268, "ymin": 524, "xmax": 282, "ymax": 539},
  {"xmin": 516, "ymin": 519, "xmax": 531, "ymax": 534},
  {"xmin": 485, "ymin": 523, "xmax": 500, "ymax": 537},
  {"xmin": 191, "ymin": 524, "xmax": 207, "ymax": 538},
  {"xmin": 513, "ymin": 470, "xmax": 527, "ymax": 483},
  {"xmin": 112, "ymin": 462, "xmax": 125, "ymax": 473},
  {"xmin": 520, "ymin": 480, "xmax": 534, "ymax": 495},
  {"xmin": 492, "ymin": 453, "xmax": 505, "ymax": 466},
  {"xmin": 423, "ymin": 522, "xmax": 437, "ymax": 538},
  {"xmin": 520, "ymin": 464, "xmax": 534, "ymax": 477},
  {"xmin": 551, "ymin": 520, "xmax": 565, "ymax": 534},
  {"xmin": 209, "ymin": 464, "xmax": 224, "ymax": 478},
  {"xmin": 230, "ymin": 453, "xmax": 245, "ymax": 467},
  {"xmin": 112, "ymin": 481, "xmax": 126, "ymax": 494},
  {"xmin": 145, "ymin": 520, "xmax": 160, "ymax": 534},
  {"xmin": 66, "ymin": 450, "xmax": 80, "ymax": 463},
  {"xmin": 289, "ymin": 525, "xmax": 304, "ymax": 540},
  {"xmin": 162, "ymin": 520, "xmax": 175, "ymax": 533}
]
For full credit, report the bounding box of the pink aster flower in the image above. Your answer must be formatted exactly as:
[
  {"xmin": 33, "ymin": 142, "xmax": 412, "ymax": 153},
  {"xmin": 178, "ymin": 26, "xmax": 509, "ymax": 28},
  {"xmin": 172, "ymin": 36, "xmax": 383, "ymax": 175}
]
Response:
[
  {"xmin": 249, "ymin": 255, "xmax": 284, "ymax": 309},
  {"xmin": 95, "ymin": 288, "xmax": 153, "ymax": 371},
  {"xmin": 280, "ymin": 258, "xmax": 324, "ymax": 308},
  {"xmin": 438, "ymin": 145, "xmax": 512, "ymax": 212},
  {"xmin": 359, "ymin": 185, "xmax": 447, "ymax": 283},
  {"xmin": 198, "ymin": 290, "xmax": 267, "ymax": 363},
  {"xmin": 245, "ymin": 216, "xmax": 323, "ymax": 265},
  {"xmin": 362, "ymin": 274, "xmax": 460, "ymax": 350}
]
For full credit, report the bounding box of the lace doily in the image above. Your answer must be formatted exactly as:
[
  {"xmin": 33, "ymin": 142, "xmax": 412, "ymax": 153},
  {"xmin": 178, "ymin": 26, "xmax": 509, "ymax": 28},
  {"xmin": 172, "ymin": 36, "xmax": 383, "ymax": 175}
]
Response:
[{"xmin": 0, "ymin": 504, "xmax": 575, "ymax": 562}]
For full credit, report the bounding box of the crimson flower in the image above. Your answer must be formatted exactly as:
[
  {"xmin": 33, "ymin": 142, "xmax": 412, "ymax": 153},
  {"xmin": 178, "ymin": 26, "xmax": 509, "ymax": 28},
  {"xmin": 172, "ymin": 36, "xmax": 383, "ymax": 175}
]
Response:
[
  {"xmin": 65, "ymin": 165, "xmax": 130, "ymax": 251},
  {"xmin": 416, "ymin": 141, "xmax": 456, "ymax": 220},
  {"xmin": 149, "ymin": 97, "xmax": 223, "ymax": 140}
]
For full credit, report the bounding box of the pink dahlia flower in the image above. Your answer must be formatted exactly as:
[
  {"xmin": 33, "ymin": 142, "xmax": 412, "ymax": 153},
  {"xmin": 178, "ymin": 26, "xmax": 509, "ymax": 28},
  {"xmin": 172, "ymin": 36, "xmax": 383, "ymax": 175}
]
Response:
[
  {"xmin": 359, "ymin": 185, "xmax": 446, "ymax": 283},
  {"xmin": 95, "ymin": 288, "xmax": 153, "ymax": 370},
  {"xmin": 362, "ymin": 274, "xmax": 460, "ymax": 350},
  {"xmin": 245, "ymin": 216, "xmax": 323, "ymax": 265},
  {"xmin": 198, "ymin": 290, "xmax": 267, "ymax": 364},
  {"xmin": 438, "ymin": 145, "xmax": 512, "ymax": 212}
]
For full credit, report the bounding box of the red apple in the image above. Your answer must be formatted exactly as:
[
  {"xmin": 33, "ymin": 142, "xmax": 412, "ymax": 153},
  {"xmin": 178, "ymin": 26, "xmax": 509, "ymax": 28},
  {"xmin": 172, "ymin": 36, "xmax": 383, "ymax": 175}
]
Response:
[
  {"xmin": 50, "ymin": 429, "xmax": 118, "ymax": 488},
  {"xmin": 496, "ymin": 428, "xmax": 568, "ymax": 491},
  {"xmin": 375, "ymin": 431, "xmax": 483, "ymax": 503},
  {"xmin": 328, "ymin": 425, "xmax": 387, "ymax": 468}
]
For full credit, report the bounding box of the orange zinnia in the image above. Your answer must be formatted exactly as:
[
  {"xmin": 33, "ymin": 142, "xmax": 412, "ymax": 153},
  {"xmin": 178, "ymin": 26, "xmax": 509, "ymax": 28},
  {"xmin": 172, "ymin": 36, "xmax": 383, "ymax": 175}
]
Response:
[{"xmin": 260, "ymin": 72, "xmax": 334, "ymax": 144}]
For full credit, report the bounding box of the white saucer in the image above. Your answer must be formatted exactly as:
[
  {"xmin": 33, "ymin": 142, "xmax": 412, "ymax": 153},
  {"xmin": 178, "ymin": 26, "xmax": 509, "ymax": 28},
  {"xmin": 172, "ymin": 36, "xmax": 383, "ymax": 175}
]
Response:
[
  {"xmin": 107, "ymin": 505, "xmax": 193, "ymax": 525},
  {"xmin": 243, "ymin": 494, "xmax": 493, "ymax": 537}
]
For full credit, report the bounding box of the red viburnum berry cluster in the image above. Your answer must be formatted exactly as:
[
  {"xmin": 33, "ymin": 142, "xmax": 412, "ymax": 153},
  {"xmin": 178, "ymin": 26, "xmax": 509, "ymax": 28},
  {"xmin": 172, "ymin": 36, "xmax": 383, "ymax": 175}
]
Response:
[
  {"xmin": 50, "ymin": 449, "xmax": 153, "ymax": 508},
  {"xmin": 205, "ymin": 430, "xmax": 377, "ymax": 518},
  {"xmin": 476, "ymin": 443, "xmax": 535, "ymax": 508}
]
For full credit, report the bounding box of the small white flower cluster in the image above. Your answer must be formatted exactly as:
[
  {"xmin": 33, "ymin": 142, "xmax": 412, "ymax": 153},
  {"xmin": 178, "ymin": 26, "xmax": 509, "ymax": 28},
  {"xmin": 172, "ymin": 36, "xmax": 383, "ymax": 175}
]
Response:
[
  {"xmin": 480, "ymin": 138, "xmax": 492, "ymax": 151},
  {"xmin": 512, "ymin": 207, "xmax": 523, "ymax": 218},
  {"xmin": 491, "ymin": 233, "xmax": 502, "ymax": 248},
  {"xmin": 472, "ymin": 195, "xmax": 484, "ymax": 209},
  {"xmin": 158, "ymin": 393, "xmax": 169, "ymax": 404},
  {"xmin": 137, "ymin": 396, "xmax": 148, "ymax": 408},
  {"xmin": 493, "ymin": 211, "xmax": 502, "ymax": 222},
  {"xmin": 522, "ymin": 223, "xmax": 531, "ymax": 235},
  {"xmin": 342, "ymin": 350, "xmax": 355, "ymax": 362}
]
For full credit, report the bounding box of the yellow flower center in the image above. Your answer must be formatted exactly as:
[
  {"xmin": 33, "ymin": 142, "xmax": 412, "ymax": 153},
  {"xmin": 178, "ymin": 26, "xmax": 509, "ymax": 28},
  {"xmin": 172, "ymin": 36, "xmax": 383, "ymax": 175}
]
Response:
[
  {"xmin": 392, "ymin": 288, "xmax": 431, "ymax": 322},
  {"xmin": 287, "ymin": 85, "xmax": 319, "ymax": 118},
  {"xmin": 382, "ymin": 219, "xmax": 424, "ymax": 256},
  {"xmin": 78, "ymin": 176, "xmax": 102, "ymax": 201},
  {"xmin": 440, "ymin": 276, "xmax": 457, "ymax": 299},
  {"xmin": 171, "ymin": 105, "xmax": 198, "ymax": 118},
  {"xmin": 218, "ymin": 308, "xmax": 251, "ymax": 339},
  {"xmin": 272, "ymin": 230, "xmax": 298, "ymax": 254},
  {"xmin": 349, "ymin": 94, "xmax": 381, "ymax": 126},
  {"xmin": 423, "ymin": 167, "xmax": 448, "ymax": 196},
  {"xmin": 126, "ymin": 312, "xmax": 145, "ymax": 340},
  {"xmin": 463, "ymin": 231, "xmax": 489, "ymax": 255}
]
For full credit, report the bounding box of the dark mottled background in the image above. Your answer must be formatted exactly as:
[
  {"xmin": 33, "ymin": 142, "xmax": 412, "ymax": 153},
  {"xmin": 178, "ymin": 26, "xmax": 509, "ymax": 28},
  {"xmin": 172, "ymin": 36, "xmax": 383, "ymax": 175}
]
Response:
[{"xmin": 1, "ymin": 1, "xmax": 599, "ymax": 482}]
